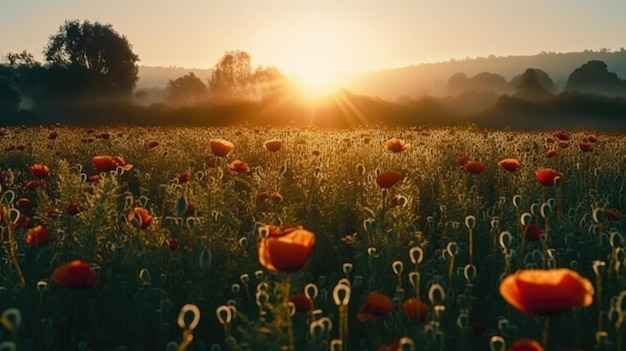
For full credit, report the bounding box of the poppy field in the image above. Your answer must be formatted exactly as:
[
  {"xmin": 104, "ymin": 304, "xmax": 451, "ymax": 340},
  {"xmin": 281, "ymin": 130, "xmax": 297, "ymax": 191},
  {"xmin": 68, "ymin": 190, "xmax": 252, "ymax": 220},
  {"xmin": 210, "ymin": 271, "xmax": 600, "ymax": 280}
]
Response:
[{"xmin": 0, "ymin": 124, "xmax": 625, "ymax": 351}]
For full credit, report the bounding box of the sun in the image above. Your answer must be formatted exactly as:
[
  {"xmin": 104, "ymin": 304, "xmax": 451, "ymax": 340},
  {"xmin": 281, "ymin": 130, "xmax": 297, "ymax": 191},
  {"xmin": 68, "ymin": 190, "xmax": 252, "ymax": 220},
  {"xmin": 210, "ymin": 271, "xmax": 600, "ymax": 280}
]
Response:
[{"xmin": 286, "ymin": 53, "xmax": 343, "ymax": 100}]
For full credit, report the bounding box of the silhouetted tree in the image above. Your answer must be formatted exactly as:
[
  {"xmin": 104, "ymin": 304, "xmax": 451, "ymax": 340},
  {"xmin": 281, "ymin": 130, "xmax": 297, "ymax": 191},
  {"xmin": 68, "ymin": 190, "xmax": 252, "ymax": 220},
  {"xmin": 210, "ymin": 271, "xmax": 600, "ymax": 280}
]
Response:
[
  {"xmin": 510, "ymin": 68, "xmax": 555, "ymax": 93},
  {"xmin": 166, "ymin": 72, "xmax": 208, "ymax": 105},
  {"xmin": 0, "ymin": 80, "xmax": 21, "ymax": 113},
  {"xmin": 250, "ymin": 66, "xmax": 289, "ymax": 101},
  {"xmin": 6, "ymin": 51, "xmax": 37, "ymax": 66},
  {"xmin": 208, "ymin": 51, "xmax": 253, "ymax": 101},
  {"xmin": 44, "ymin": 20, "xmax": 140, "ymax": 98},
  {"xmin": 512, "ymin": 68, "xmax": 554, "ymax": 101},
  {"xmin": 565, "ymin": 60, "xmax": 626, "ymax": 96},
  {"xmin": 469, "ymin": 72, "xmax": 510, "ymax": 94},
  {"xmin": 446, "ymin": 72, "xmax": 469, "ymax": 95}
]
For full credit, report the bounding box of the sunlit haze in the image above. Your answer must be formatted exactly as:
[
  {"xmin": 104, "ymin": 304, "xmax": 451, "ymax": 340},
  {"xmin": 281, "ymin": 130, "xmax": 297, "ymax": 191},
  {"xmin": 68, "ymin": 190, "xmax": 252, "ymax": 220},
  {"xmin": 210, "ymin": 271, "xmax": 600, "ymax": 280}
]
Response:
[{"xmin": 2, "ymin": 0, "xmax": 626, "ymax": 84}]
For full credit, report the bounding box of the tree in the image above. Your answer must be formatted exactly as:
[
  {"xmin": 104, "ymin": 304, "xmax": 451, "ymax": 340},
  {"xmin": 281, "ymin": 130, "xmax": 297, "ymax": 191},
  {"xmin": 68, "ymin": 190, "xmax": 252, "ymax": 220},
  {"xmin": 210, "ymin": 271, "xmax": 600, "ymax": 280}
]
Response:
[
  {"xmin": 166, "ymin": 72, "xmax": 208, "ymax": 105},
  {"xmin": 44, "ymin": 20, "xmax": 139, "ymax": 98},
  {"xmin": 208, "ymin": 51, "xmax": 253, "ymax": 101},
  {"xmin": 511, "ymin": 68, "xmax": 554, "ymax": 101},
  {"xmin": 0, "ymin": 80, "xmax": 21, "ymax": 114},
  {"xmin": 565, "ymin": 60, "xmax": 626, "ymax": 96},
  {"xmin": 250, "ymin": 66, "xmax": 289, "ymax": 101},
  {"xmin": 446, "ymin": 72, "xmax": 469, "ymax": 96}
]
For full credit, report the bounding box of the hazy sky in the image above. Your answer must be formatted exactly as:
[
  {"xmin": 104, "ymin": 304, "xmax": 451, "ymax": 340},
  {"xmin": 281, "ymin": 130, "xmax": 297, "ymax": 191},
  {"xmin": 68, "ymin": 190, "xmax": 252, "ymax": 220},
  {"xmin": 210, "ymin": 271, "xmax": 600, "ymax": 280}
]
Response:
[{"xmin": 1, "ymin": 0, "xmax": 626, "ymax": 78}]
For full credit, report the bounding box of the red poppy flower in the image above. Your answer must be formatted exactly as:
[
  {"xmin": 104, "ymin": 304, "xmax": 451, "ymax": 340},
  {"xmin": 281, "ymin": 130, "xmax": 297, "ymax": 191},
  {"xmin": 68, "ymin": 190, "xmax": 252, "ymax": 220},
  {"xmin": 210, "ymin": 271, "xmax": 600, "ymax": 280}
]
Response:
[
  {"xmin": 605, "ymin": 209, "xmax": 623, "ymax": 221},
  {"xmin": 49, "ymin": 131, "xmax": 58, "ymax": 140},
  {"xmin": 376, "ymin": 170, "xmax": 403, "ymax": 189},
  {"xmin": 499, "ymin": 268, "xmax": 593, "ymax": 315},
  {"xmin": 146, "ymin": 141, "xmax": 159, "ymax": 148},
  {"xmin": 177, "ymin": 171, "xmax": 192, "ymax": 184},
  {"xmin": 51, "ymin": 260, "xmax": 99, "ymax": 290},
  {"xmin": 96, "ymin": 133, "xmax": 110, "ymax": 139},
  {"xmin": 523, "ymin": 224, "xmax": 544, "ymax": 241},
  {"xmin": 67, "ymin": 201, "xmax": 80, "ymax": 216},
  {"xmin": 92, "ymin": 155, "xmax": 133, "ymax": 172},
  {"xmin": 497, "ymin": 158, "xmax": 522, "ymax": 172},
  {"xmin": 264, "ymin": 139, "xmax": 282, "ymax": 152},
  {"xmin": 202, "ymin": 156, "xmax": 216, "ymax": 168},
  {"xmin": 456, "ymin": 155, "xmax": 470, "ymax": 165},
  {"xmin": 357, "ymin": 292, "xmax": 393, "ymax": 322},
  {"xmin": 88, "ymin": 175, "xmax": 101, "ymax": 183},
  {"xmin": 29, "ymin": 164, "xmax": 50, "ymax": 178},
  {"xmin": 210, "ymin": 139, "xmax": 235, "ymax": 157},
  {"xmin": 166, "ymin": 238, "xmax": 180, "ymax": 251},
  {"xmin": 510, "ymin": 339, "xmax": 544, "ymax": 351},
  {"xmin": 16, "ymin": 143, "xmax": 28, "ymax": 150},
  {"xmin": 183, "ymin": 203, "xmax": 196, "ymax": 218},
  {"xmin": 403, "ymin": 298, "xmax": 429, "ymax": 324},
  {"xmin": 535, "ymin": 168, "xmax": 565, "ymax": 186},
  {"xmin": 545, "ymin": 150, "xmax": 558, "ymax": 158},
  {"xmin": 578, "ymin": 142, "xmax": 593, "ymax": 152},
  {"xmin": 15, "ymin": 198, "xmax": 33, "ymax": 210},
  {"xmin": 385, "ymin": 138, "xmax": 411, "ymax": 153},
  {"xmin": 129, "ymin": 207, "xmax": 153, "ymax": 229},
  {"xmin": 553, "ymin": 131, "xmax": 570, "ymax": 141},
  {"xmin": 258, "ymin": 225, "xmax": 316, "ymax": 273},
  {"xmin": 464, "ymin": 160, "xmax": 485, "ymax": 174},
  {"xmin": 587, "ymin": 134, "xmax": 597, "ymax": 143},
  {"xmin": 289, "ymin": 293, "xmax": 312, "ymax": 313},
  {"xmin": 24, "ymin": 180, "xmax": 41, "ymax": 191},
  {"xmin": 25, "ymin": 225, "xmax": 51, "ymax": 247},
  {"xmin": 228, "ymin": 160, "xmax": 250, "ymax": 174}
]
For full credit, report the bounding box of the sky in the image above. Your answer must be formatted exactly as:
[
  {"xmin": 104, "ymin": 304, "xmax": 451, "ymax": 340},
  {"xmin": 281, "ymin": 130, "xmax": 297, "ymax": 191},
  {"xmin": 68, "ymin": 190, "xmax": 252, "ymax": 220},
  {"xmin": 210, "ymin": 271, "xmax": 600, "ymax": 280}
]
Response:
[{"xmin": 1, "ymin": 0, "xmax": 626, "ymax": 79}]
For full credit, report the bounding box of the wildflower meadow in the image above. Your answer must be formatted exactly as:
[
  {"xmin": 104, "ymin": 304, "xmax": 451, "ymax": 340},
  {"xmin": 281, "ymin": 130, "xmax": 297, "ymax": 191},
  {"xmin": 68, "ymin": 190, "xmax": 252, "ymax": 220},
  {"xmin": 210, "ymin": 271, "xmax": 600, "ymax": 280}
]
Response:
[{"xmin": 0, "ymin": 124, "xmax": 625, "ymax": 351}]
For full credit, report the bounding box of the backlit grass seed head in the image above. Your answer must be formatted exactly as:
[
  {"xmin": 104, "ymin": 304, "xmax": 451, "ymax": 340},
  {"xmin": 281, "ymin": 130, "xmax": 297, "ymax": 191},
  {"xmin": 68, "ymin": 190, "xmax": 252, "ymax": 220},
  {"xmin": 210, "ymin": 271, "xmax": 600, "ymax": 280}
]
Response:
[
  {"xmin": 333, "ymin": 283, "xmax": 351, "ymax": 306},
  {"xmin": 177, "ymin": 304, "xmax": 201, "ymax": 330},
  {"xmin": 409, "ymin": 246, "xmax": 424, "ymax": 265},
  {"xmin": 392, "ymin": 261, "xmax": 404, "ymax": 274},
  {"xmin": 428, "ymin": 283, "xmax": 446, "ymax": 306},
  {"xmin": 305, "ymin": 283, "xmax": 319, "ymax": 300},
  {"xmin": 342, "ymin": 263, "xmax": 353, "ymax": 275},
  {"xmin": 216, "ymin": 305, "xmax": 233, "ymax": 325}
]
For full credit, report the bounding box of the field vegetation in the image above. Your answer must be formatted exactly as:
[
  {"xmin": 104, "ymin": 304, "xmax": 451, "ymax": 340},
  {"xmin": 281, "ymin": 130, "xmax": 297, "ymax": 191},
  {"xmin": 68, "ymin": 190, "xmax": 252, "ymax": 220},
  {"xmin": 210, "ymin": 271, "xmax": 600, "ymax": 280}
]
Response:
[{"xmin": 0, "ymin": 124, "xmax": 624, "ymax": 351}]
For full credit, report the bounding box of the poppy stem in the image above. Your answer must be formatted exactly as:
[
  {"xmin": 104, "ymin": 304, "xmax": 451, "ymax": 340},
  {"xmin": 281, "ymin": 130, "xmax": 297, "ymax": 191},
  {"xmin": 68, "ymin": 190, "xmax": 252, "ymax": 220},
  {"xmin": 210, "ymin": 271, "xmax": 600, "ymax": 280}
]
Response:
[
  {"xmin": 284, "ymin": 274, "xmax": 295, "ymax": 351},
  {"xmin": 542, "ymin": 316, "xmax": 550, "ymax": 350},
  {"xmin": 2, "ymin": 209, "xmax": 26, "ymax": 288}
]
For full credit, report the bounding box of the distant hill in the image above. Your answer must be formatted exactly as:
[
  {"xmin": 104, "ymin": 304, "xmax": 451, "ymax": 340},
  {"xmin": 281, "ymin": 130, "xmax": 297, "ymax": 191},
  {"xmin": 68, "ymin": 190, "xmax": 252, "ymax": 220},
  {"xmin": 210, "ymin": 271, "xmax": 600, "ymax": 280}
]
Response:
[
  {"xmin": 136, "ymin": 49, "xmax": 626, "ymax": 101},
  {"xmin": 137, "ymin": 66, "xmax": 212, "ymax": 89},
  {"xmin": 341, "ymin": 49, "xmax": 626, "ymax": 100}
]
